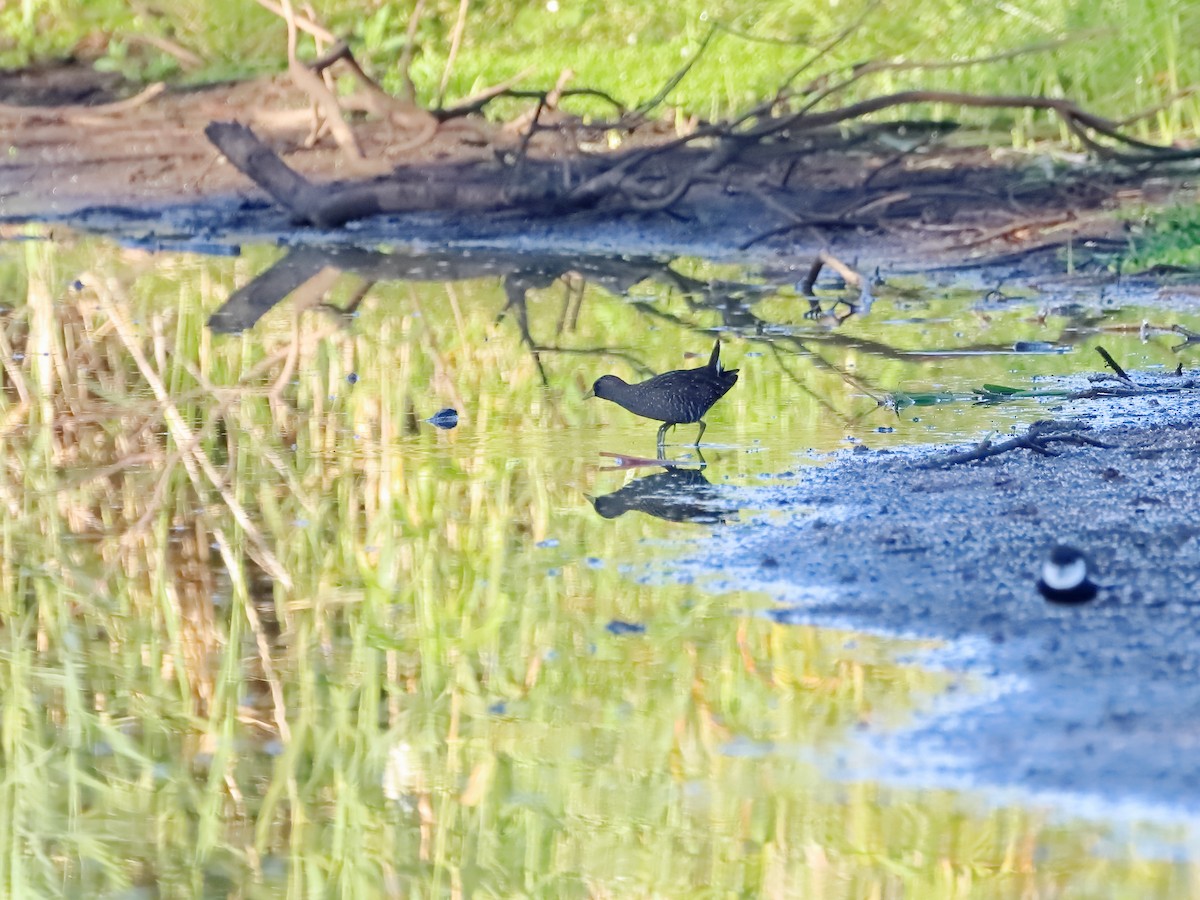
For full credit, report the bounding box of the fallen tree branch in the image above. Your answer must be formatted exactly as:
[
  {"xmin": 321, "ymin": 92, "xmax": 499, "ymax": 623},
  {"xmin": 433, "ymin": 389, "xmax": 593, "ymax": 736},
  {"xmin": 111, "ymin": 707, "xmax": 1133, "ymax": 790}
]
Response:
[
  {"xmin": 0, "ymin": 82, "xmax": 166, "ymax": 120},
  {"xmin": 205, "ymin": 121, "xmax": 547, "ymax": 225},
  {"xmin": 1063, "ymin": 377, "xmax": 1200, "ymax": 400},
  {"xmin": 748, "ymin": 90, "xmax": 1200, "ymax": 164},
  {"xmin": 205, "ymin": 122, "xmax": 327, "ymax": 219},
  {"xmin": 922, "ymin": 420, "xmax": 1113, "ymax": 468},
  {"xmin": 201, "ymin": 47, "xmax": 1199, "ymax": 238},
  {"xmin": 1095, "ymin": 345, "xmax": 1134, "ymax": 385},
  {"xmin": 798, "ymin": 249, "xmax": 874, "ymax": 315}
]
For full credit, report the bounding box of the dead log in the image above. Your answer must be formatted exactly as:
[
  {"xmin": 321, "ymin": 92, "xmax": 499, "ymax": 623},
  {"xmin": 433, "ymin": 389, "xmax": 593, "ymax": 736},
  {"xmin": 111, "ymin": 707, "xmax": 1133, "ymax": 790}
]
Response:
[
  {"xmin": 205, "ymin": 121, "xmax": 573, "ymax": 227},
  {"xmin": 205, "ymin": 77, "xmax": 1193, "ymax": 237},
  {"xmin": 204, "ymin": 122, "xmax": 329, "ymax": 221}
]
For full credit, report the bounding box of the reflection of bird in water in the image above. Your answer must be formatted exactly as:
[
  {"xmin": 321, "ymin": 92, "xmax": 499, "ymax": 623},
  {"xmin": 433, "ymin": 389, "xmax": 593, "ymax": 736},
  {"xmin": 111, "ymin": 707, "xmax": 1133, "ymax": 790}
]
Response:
[
  {"xmin": 586, "ymin": 341, "xmax": 738, "ymax": 450},
  {"xmin": 589, "ymin": 467, "xmax": 736, "ymax": 524}
]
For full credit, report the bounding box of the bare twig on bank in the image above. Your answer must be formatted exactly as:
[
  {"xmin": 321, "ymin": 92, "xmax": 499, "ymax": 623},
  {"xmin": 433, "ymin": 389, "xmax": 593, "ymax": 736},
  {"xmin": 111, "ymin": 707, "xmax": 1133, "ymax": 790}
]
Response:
[
  {"xmin": 797, "ymin": 250, "xmax": 875, "ymax": 316},
  {"xmin": 277, "ymin": 0, "xmax": 366, "ymax": 164},
  {"xmin": 203, "ymin": 17, "xmax": 1200, "ymax": 232},
  {"xmin": 922, "ymin": 420, "xmax": 1113, "ymax": 468},
  {"xmin": 1095, "ymin": 345, "xmax": 1135, "ymax": 385},
  {"xmin": 0, "ymin": 82, "xmax": 166, "ymax": 120}
]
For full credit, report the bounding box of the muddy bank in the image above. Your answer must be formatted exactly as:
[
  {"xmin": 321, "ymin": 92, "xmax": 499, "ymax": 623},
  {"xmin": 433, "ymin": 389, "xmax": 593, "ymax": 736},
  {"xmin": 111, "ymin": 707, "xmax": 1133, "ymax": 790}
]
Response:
[
  {"xmin": 674, "ymin": 374, "xmax": 1200, "ymax": 823},
  {"xmin": 8, "ymin": 68, "xmax": 1200, "ymax": 823},
  {"xmin": 2, "ymin": 73, "xmax": 1195, "ymax": 271}
]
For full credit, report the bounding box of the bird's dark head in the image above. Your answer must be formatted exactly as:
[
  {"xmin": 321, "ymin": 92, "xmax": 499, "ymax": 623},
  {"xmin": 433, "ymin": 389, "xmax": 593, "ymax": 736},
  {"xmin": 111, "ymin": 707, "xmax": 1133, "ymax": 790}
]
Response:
[
  {"xmin": 589, "ymin": 493, "xmax": 624, "ymax": 519},
  {"xmin": 1037, "ymin": 543, "xmax": 1098, "ymax": 604},
  {"xmin": 586, "ymin": 374, "xmax": 626, "ymax": 400},
  {"xmin": 1042, "ymin": 545, "xmax": 1089, "ymax": 590}
]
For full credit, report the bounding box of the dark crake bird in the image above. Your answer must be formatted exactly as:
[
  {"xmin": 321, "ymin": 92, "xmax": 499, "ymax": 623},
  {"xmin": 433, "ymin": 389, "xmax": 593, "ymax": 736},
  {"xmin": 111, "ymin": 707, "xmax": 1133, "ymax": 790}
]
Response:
[{"xmin": 586, "ymin": 341, "xmax": 739, "ymax": 449}]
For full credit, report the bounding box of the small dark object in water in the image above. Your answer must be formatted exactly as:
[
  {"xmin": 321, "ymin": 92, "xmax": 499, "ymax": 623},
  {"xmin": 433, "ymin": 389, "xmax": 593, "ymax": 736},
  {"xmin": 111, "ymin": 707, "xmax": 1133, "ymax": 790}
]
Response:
[
  {"xmin": 1012, "ymin": 341, "xmax": 1060, "ymax": 354},
  {"xmin": 1037, "ymin": 544, "xmax": 1099, "ymax": 604},
  {"xmin": 427, "ymin": 408, "xmax": 459, "ymax": 429},
  {"xmin": 346, "ymin": 372, "xmax": 359, "ymax": 385},
  {"xmin": 586, "ymin": 341, "xmax": 738, "ymax": 449},
  {"xmin": 606, "ymin": 620, "xmax": 646, "ymax": 636}
]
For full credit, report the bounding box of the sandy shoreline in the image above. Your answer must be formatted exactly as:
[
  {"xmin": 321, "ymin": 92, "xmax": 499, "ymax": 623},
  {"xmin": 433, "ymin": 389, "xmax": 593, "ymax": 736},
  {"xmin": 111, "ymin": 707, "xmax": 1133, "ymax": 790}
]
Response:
[{"xmin": 673, "ymin": 374, "xmax": 1200, "ymax": 826}]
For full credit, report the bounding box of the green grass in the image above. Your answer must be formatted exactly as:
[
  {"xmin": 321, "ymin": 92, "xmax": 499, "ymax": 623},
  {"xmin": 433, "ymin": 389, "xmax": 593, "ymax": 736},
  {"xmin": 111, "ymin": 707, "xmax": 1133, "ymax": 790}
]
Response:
[
  {"xmin": 1127, "ymin": 200, "xmax": 1200, "ymax": 269},
  {"xmin": 0, "ymin": 232, "xmax": 1198, "ymax": 894},
  {"xmin": 2, "ymin": 0, "xmax": 1198, "ymax": 143}
]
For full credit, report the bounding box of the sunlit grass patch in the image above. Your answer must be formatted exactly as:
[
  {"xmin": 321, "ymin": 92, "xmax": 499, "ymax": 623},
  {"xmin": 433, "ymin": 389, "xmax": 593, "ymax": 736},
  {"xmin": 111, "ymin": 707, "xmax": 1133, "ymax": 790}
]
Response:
[
  {"xmin": 2, "ymin": 0, "xmax": 1198, "ymax": 143},
  {"xmin": 1127, "ymin": 201, "xmax": 1200, "ymax": 270}
]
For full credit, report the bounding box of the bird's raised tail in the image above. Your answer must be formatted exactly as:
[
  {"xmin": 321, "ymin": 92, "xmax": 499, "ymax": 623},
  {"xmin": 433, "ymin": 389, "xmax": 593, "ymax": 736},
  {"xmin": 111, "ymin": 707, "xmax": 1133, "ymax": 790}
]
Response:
[{"xmin": 707, "ymin": 340, "xmax": 738, "ymax": 376}]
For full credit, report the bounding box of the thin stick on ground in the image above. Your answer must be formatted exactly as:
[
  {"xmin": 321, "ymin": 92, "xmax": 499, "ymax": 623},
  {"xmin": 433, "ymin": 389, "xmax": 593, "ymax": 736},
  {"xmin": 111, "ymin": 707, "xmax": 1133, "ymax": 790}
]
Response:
[
  {"xmin": 746, "ymin": 90, "xmax": 1200, "ymax": 164},
  {"xmin": 922, "ymin": 419, "xmax": 1113, "ymax": 468},
  {"xmin": 798, "ymin": 250, "xmax": 875, "ymax": 313},
  {"xmin": 436, "ymin": 66, "xmax": 537, "ymax": 119},
  {"xmin": 277, "ymin": 0, "xmax": 367, "ymax": 165},
  {"xmin": 0, "ymin": 82, "xmax": 166, "ymax": 120},
  {"xmin": 1096, "ymin": 345, "xmax": 1134, "ymax": 384},
  {"xmin": 308, "ymin": 42, "xmax": 404, "ymax": 114}
]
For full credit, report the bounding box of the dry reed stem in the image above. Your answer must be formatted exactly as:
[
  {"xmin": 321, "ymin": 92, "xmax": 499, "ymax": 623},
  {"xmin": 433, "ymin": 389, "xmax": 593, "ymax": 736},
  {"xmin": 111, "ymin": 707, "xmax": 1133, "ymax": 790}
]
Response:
[
  {"xmin": 121, "ymin": 450, "xmax": 182, "ymax": 546},
  {"xmin": 91, "ymin": 275, "xmax": 293, "ymax": 589},
  {"xmin": 211, "ymin": 526, "xmax": 292, "ymax": 747},
  {"xmin": 251, "ymin": 0, "xmax": 337, "ymax": 43},
  {"xmin": 277, "ymin": 0, "xmax": 368, "ymax": 165},
  {"xmin": 436, "ymin": 0, "xmax": 471, "ymax": 108},
  {"xmin": 174, "ymin": 355, "xmax": 316, "ymax": 520}
]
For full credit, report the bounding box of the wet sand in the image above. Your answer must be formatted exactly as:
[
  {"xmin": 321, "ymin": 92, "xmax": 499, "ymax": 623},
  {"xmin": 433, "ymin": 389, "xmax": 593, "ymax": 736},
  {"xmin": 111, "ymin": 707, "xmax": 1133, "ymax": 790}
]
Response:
[{"xmin": 679, "ymin": 372, "xmax": 1200, "ymax": 825}]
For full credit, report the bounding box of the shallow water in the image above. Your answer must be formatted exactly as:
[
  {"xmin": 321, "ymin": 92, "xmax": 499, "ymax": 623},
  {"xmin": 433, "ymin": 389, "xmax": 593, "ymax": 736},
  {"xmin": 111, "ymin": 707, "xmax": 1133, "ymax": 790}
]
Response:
[{"xmin": 1, "ymin": 231, "xmax": 1197, "ymax": 895}]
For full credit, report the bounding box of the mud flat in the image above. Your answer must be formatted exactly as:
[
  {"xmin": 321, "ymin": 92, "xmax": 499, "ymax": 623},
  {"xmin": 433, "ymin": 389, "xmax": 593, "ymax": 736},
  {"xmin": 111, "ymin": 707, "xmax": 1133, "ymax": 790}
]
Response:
[
  {"xmin": 5, "ymin": 72, "xmax": 1197, "ymax": 275},
  {"xmin": 678, "ymin": 373, "xmax": 1200, "ymax": 827}
]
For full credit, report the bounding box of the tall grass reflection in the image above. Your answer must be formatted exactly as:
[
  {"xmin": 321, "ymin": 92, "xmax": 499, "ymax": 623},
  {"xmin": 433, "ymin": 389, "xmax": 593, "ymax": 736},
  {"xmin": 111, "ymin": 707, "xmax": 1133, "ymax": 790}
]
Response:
[{"xmin": 0, "ymin": 234, "xmax": 1192, "ymax": 895}]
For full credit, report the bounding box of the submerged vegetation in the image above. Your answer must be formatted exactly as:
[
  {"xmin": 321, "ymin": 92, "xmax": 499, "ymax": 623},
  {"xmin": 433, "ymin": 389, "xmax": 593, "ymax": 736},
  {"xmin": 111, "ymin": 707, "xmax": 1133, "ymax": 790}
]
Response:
[
  {"xmin": 2, "ymin": 0, "xmax": 1200, "ymax": 891},
  {"xmin": 0, "ymin": 233, "xmax": 1197, "ymax": 892}
]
